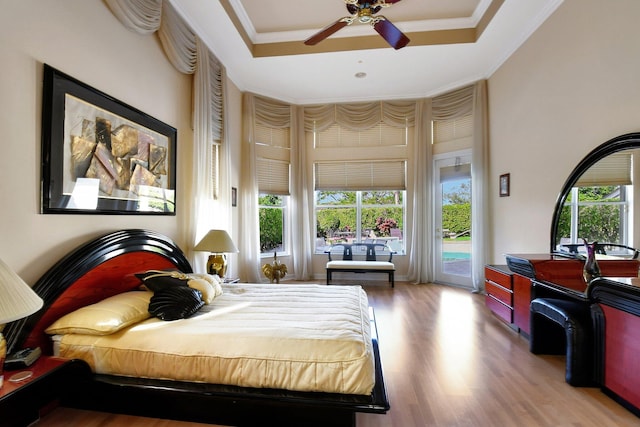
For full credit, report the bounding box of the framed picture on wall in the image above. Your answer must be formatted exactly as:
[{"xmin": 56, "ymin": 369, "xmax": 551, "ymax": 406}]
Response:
[
  {"xmin": 499, "ymin": 173, "xmax": 510, "ymax": 197},
  {"xmin": 41, "ymin": 64, "xmax": 177, "ymax": 215}
]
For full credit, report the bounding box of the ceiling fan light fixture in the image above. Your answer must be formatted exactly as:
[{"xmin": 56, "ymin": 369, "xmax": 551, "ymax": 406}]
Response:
[{"xmin": 304, "ymin": 0, "xmax": 410, "ymax": 49}]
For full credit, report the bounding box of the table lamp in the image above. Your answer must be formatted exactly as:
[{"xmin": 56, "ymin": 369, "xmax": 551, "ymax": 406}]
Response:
[
  {"xmin": 193, "ymin": 230, "xmax": 238, "ymax": 278},
  {"xmin": 0, "ymin": 257, "xmax": 43, "ymax": 388}
]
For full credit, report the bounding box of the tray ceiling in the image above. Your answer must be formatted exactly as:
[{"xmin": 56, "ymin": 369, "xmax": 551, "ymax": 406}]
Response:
[{"xmin": 172, "ymin": 0, "xmax": 563, "ymax": 104}]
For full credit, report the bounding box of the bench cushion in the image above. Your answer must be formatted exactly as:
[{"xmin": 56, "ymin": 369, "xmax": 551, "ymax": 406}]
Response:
[{"xmin": 327, "ymin": 261, "xmax": 395, "ymax": 271}]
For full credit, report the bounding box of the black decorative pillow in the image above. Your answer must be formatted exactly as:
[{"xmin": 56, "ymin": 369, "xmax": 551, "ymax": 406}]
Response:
[
  {"xmin": 136, "ymin": 270, "xmax": 190, "ymax": 292},
  {"xmin": 148, "ymin": 286, "xmax": 204, "ymax": 321}
]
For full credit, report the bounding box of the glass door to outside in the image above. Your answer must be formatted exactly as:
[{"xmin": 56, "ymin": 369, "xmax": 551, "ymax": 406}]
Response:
[{"xmin": 434, "ymin": 153, "xmax": 472, "ymax": 288}]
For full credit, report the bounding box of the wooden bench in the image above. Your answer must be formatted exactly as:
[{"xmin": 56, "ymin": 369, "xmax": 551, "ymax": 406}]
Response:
[{"xmin": 325, "ymin": 243, "xmax": 395, "ymax": 288}]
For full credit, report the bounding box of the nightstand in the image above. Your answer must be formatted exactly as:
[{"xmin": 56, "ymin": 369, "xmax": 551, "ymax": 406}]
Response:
[{"xmin": 0, "ymin": 356, "xmax": 90, "ymax": 426}]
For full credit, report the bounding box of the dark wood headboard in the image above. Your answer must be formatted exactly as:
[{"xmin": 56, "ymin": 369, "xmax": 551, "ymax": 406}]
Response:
[{"xmin": 4, "ymin": 229, "xmax": 192, "ymax": 354}]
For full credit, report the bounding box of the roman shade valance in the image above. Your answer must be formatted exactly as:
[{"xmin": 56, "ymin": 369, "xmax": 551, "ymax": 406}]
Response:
[
  {"xmin": 314, "ymin": 161, "xmax": 406, "ymax": 191},
  {"xmin": 575, "ymin": 152, "xmax": 632, "ymax": 187}
]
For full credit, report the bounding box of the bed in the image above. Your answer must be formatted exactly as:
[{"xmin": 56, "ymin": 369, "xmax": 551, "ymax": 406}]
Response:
[{"xmin": 4, "ymin": 229, "xmax": 389, "ymax": 427}]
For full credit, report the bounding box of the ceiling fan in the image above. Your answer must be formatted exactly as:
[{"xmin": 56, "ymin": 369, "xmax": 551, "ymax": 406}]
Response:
[{"xmin": 304, "ymin": 0, "xmax": 410, "ymax": 50}]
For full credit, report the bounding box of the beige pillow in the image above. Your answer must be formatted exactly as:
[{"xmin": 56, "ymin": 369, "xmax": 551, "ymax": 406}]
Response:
[
  {"xmin": 187, "ymin": 273, "xmax": 223, "ymax": 304},
  {"xmin": 45, "ymin": 291, "xmax": 153, "ymax": 336}
]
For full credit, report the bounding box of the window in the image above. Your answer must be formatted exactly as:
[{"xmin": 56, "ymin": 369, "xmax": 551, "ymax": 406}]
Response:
[
  {"xmin": 308, "ymin": 105, "xmax": 411, "ymax": 256},
  {"xmin": 315, "ymin": 190, "xmax": 404, "ymax": 254},
  {"xmin": 255, "ymin": 122, "xmax": 290, "ymax": 257},
  {"xmin": 313, "ymin": 160, "xmax": 406, "ymax": 255},
  {"xmin": 556, "ymin": 152, "xmax": 632, "ymax": 248},
  {"xmin": 557, "ymin": 185, "xmax": 629, "ymax": 246},
  {"xmin": 259, "ymin": 194, "xmax": 288, "ymax": 255}
]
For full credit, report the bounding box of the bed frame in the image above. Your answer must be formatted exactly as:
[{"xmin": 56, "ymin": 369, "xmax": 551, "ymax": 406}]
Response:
[{"xmin": 4, "ymin": 229, "xmax": 389, "ymax": 427}]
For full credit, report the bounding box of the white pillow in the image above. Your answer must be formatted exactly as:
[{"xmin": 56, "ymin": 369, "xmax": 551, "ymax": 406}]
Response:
[{"xmin": 45, "ymin": 291, "xmax": 153, "ymax": 336}]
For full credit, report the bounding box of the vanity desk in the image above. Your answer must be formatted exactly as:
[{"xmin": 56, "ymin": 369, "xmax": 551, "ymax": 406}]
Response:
[
  {"xmin": 484, "ymin": 132, "xmax": 640, "ymax": 415},
  {"xmin": 502, "ymin": 252, "xmax": 638, "ymax": 326},
  {"xmin": 500, "ymin": 253, "xmax": 640, "ymax": 416}
]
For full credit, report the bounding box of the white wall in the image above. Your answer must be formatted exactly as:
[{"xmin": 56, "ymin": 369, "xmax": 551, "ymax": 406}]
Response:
[
  {"xmin": 0, "ymin": 1, "xmax": 192, "ymax": 284},
  {"xmin": 488, "ymin": 0, "xmax": 640, "ymax": 263}
]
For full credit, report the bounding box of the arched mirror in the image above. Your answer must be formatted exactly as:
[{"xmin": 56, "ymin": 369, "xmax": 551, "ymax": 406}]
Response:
[{"xmin": 550, "ymin": 132, "xmax": 640, "ymax": 254}]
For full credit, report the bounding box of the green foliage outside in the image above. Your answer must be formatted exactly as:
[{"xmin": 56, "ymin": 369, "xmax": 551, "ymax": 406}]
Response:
[
  {"xmin": 316, "ymin": 207, "xmax": 403, "ymax": 239},
  {"xmin": 442, "ymin": 180, "xmax": 471, "ymax": 238},
  {"xmin": 556, "ymin": 185, "xmax": 622, "ymax": 243},
  {"xmin": 259, "ymin": 195, "xmax": 284, "ymax": 252},
  {"xmin": 442, "ymin": 203, "xmax": 471, "ymax": 237},
  {"xmin": 315, "ymin": 191, "xmax": 403, "ymax": 240}
]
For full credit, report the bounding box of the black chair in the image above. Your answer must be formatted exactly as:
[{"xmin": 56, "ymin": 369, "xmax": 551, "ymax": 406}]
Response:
[{"xmin": 529, "ymin": 298, "xmax": 594, "ymax": 386}]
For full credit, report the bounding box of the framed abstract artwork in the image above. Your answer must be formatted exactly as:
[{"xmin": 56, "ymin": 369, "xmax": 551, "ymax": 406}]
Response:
[{"xmin": 41, "ymin": 64, "xmax": 177, "ymax": 214}]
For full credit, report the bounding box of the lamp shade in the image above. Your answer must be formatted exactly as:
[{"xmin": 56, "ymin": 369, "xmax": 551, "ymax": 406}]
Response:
[
  {"xmin": 0, "ymin": 257, "xmax": 43, "ymax": 324},
  {"xmin": 194, "ymin": 230, "xmax": 238, "ymax": 254}
]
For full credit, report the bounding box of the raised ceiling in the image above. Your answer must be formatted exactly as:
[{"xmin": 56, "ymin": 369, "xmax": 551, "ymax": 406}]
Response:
[{"xmin": 172, "ymin": 0, "xmax": 563, "ymax": 104}]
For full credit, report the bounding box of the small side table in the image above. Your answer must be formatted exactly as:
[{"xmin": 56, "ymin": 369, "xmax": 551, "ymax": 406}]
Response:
[{"xmin": 0, "ymin": 356, "xmax": 90, "ymax": 426}]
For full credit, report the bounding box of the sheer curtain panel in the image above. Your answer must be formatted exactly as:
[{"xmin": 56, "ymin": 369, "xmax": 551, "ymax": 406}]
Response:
[{"xmin": 104, "ymin": 0, "xmax": 227, "ymax": 273}]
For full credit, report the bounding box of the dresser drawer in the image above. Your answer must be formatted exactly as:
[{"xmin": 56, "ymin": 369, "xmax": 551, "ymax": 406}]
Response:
[
  {"xmin": 485, "ymin": 266, "xmax": 513, "ymax": 290},
  {"xmin": 485, "ymin": 280, "xmax": 513, "ymax": 306},
  {"xmin": 485, "ymin": 294, "xmax": 513, "ymax": 324}
]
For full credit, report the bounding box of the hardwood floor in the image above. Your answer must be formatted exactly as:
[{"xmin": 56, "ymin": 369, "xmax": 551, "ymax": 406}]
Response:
[{"xmin": 38, "ymin": 282, "xmax": 639, "ymax": 426}]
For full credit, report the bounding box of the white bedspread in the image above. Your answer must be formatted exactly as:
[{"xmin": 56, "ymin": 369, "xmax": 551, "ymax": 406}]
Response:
[{"xmin": 55, "ymin": 283, "xmax": 376, "ymax": 395}]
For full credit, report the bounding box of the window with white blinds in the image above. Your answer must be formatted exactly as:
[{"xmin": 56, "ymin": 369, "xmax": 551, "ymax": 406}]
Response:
[
  {"xmin": 433, "ymin": 114, "xmax": 473, "ymax": 144},
  {"xmin": 314, "ymin": 123, "xmax": 410, "ymax": 148},
  {"xmin": 575, "ymin": 152, "xmax": 632, "ymax": 187},
  {"xmin": 257, "ymin": 158, "xmax": 290, "ymax": 195},
  {"xmin": 314, "ymin": 160, "xmax": 406, "ymax": 191},
  {"xmin": 255, "ymin": 123, "xmax": 291, "ymax": 195}
]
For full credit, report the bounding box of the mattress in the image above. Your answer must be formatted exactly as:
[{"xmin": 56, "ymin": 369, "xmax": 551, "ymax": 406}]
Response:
[{"xmin": 54, "ymin": 283, "xmax": 376, "ymax": 395}]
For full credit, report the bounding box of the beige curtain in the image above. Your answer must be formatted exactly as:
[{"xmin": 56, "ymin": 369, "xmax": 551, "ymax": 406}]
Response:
[
  {"xmin": 291, "ymin": 105, "xmax": 313, "ymax": 280},
  {"xmin": 430, "ymin": 82, "xmax": 488, "ymax": 291},
  {"xmin": 303, "ymin": 101, "xmax": 416, "ymax": 131},
  {"xmin": 241, "ymin": 95, "xmax": 313, "ymax": 280},
  {"xmin": 239, "ymin": 94, "xmax": 263, "ymax": 282},
  {"xmin": 104, "ymin": 0, "xmax": 227, "ymax": 273},
  {"xmin": 471, "ymin": 81, "xmax": 489, "ymax": 293},
  {"xmin": 407, "ymin": 99, "xmax": 433, "ymax": 284}
]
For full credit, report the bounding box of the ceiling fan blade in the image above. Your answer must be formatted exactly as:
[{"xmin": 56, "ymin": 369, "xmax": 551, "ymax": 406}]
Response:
[
  {"xmin": 373, "ymin": 18, "xmax": 410, "ymax": 49},
  {"xmin": 304, "ymin": 19, "xmax": 350, "ymax": 46},
  {"xmin": 380, "ymin": 0, "xmax": 403, "ymax": 4}
]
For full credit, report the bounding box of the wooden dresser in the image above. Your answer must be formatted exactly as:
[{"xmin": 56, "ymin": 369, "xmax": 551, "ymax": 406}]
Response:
[
  {"xmin": 484, "ymin": 265, "xmax": 532, "ymax": 334},
  {"xmin": 485, "ymin": 254, "xmax": 640, "ymax": 336},
  {"xmin": 484, "ymin": 265, "xmax": 514, "ymax": 326}
]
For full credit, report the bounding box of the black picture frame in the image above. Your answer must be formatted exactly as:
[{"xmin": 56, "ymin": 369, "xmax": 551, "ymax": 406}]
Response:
[
  {"xmin": 41, "ymin": 64, "xmax": 177, "ymax": 215},
  {"xmin": 232, "ymin": 187, "xmax": 237, "ymax": 207},
  {"xmin": 499, "ymin": 173, "xmax": 510, "ymax": 197}
]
